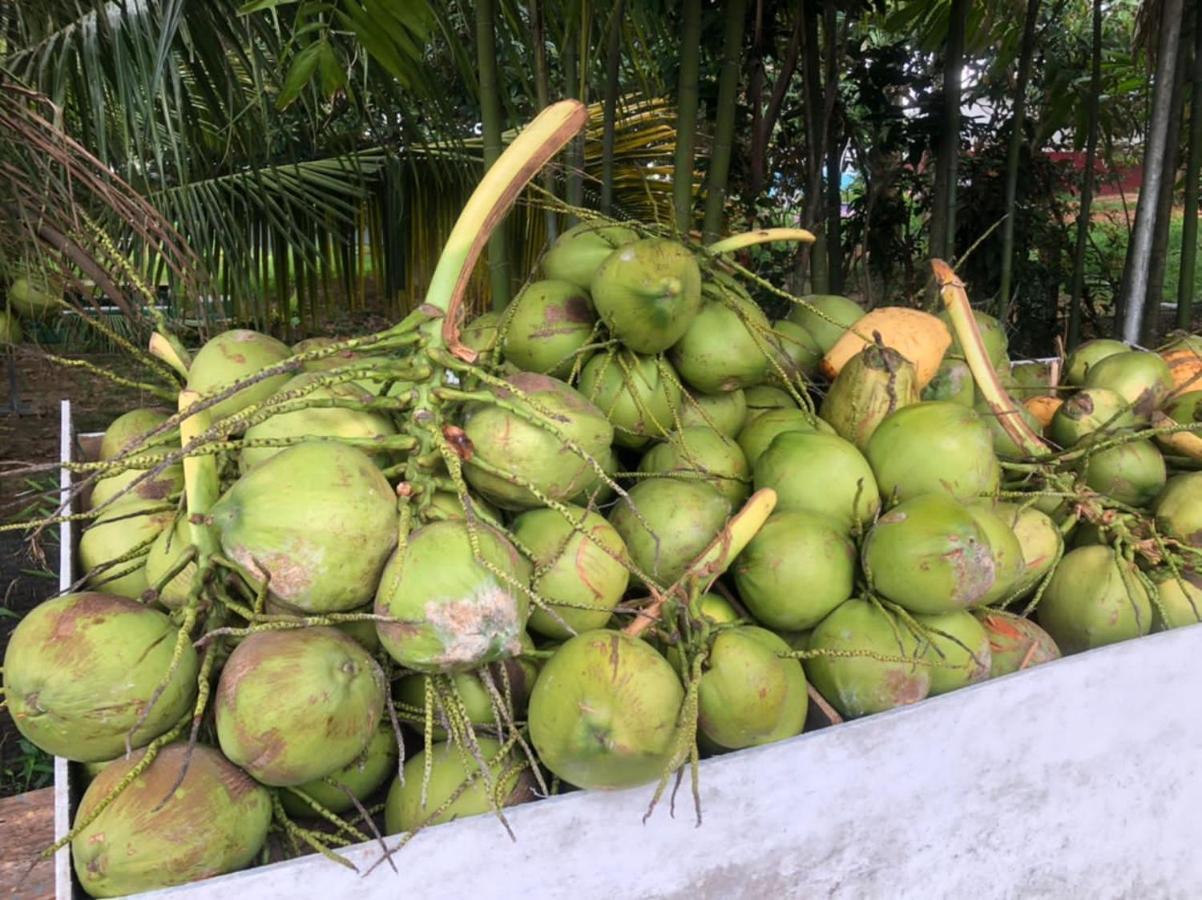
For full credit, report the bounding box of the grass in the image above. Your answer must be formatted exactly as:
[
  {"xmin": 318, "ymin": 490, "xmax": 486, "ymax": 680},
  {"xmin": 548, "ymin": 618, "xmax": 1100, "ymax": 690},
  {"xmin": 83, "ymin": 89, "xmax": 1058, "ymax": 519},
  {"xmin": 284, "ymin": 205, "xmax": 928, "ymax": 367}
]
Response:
[{"xmin": 1083, "ymin": 206, "xmax": 1201, "ymax": 310}]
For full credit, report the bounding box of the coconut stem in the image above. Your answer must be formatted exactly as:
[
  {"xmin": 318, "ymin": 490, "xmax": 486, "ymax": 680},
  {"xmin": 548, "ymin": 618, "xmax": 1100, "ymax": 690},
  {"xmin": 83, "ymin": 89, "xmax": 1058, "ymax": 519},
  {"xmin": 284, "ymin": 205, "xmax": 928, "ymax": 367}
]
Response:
[{"xmin": 930, "ymin": 259, "xmax": 1050, "ymax": 458}]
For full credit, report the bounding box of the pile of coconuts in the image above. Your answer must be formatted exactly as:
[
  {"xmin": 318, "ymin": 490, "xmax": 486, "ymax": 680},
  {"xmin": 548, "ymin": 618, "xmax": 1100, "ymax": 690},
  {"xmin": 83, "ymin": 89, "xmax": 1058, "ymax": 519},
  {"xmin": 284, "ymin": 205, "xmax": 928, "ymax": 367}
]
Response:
[{"xmin": 6, "ymin": 101, "xmax": 1202, "ymax": 898}]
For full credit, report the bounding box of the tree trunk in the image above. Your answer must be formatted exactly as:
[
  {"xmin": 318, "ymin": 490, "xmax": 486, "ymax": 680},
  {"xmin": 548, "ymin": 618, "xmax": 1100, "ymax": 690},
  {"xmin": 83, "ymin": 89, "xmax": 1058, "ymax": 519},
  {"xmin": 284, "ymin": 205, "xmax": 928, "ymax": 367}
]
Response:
[
  {"xmin": 1066, "ymin": 0, "xmax": 1103, "ymax": 348},
  {"xmin": 528, "ymin": 0, "xmax": 557, "ymax": 242},
  {"xmin": 1178, "ymin": 8, "xmax": 1202, "ymax": 331},
  {"xmin": 824, "ymin": 4, "xmax": 843, "ymax": 293},
  {"xmin": 750, "ymin": 13, "xmax": 802, "ymax": 203},
  {"xmin": 673, "ymin": 0, "xmax": 703, "ymax": 234},
  {"xmin": 799, "ymin": 0, "xmax": 826, "ymax": 290},
  {"xmin": 929, "ymin": 0, "xmax": 969, "ymax": 262},
  {"xmin": 996, "ymin": 0, "xmax": 1042, "ymax": 324},
  {"xmin": 476, "ymin": 0, "xmax": 509, "ymax": 309},
  {"xmin": 1141, "ymin": 30, "xmax": 1190, "ymax": 343},
  {"xmin": 600, "ymin": 0, "xmax": 625, "ymax": 214},
  {"xmin": 563, "ymin": 12, "xmax": 584, "ymax": 220},
  {"xmin": 702, "ymin": 0, "xmax": 748, "ymax": 242},
  {"xmin": 1119, "ymin": 0, "xmax": 1185, "ymax": 343}
]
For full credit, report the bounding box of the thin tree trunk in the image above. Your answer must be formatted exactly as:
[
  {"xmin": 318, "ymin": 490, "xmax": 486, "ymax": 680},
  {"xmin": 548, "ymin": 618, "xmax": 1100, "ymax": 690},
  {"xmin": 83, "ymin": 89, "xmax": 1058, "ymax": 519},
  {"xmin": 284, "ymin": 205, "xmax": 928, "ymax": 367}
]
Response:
[
  {"xmin": 799, "ymin": 0, "xmax": 826, "ymax": 290},
  {"xmin": 476, "ymin": 0, "xmax": 510, "ymax": 309},
  {"xmin": 749, "ymin": 11, "xmax": 802, "ymax": 202},
  {"xmin": 1178, "ymin": 9, "xmax": 1202, "ymax": 331},
  {"xmin": 997, "ymin": 0, "xmax": 1042, "ymax": 323},
  {"xmin": 1141, "ymin": 32, "xmax": 1189, "ymax": 343},
  {"xmin": 930, "ymin": 0, "xmax": 969, "ymax": 261},
  {"xmin": 600, "ymin": 0, "xmax": 625, "ymax": 214},
  {"xmin": 702, "ymin": 0, "xmax": 748, "ymax": 242},
  {"xmin": 563, "ymin": 9, "xmax": 584, "ymax": 220},
  {"xmin": 673, "ymin": 0, "xmax": 702, "ymax": 234},
  {"xmin": 1119, "ymin": 0, "xmax": 1185, "ymax": 343},
  {"xmin": 824, "ymin": 4, "xmax": 843, "ymax": 293},
  {"xmin": 1067, "ymin": 0, "xmax": 1103, "ymax": 348},
  {"xmin": 528, "ymin": 0, "xmax": 557, "ymax": 242},
  {"xmin": 748, "ymin": 0, "xmax": 766, "ymax": 204}
]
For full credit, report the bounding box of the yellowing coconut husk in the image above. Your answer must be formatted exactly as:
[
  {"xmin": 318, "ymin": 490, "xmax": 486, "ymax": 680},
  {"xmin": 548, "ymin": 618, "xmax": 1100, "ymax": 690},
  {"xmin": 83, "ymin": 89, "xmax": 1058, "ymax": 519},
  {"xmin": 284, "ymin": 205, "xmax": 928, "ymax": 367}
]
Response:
[{"xmin": 820, "ymin": 307, "xmax": 951, "ymax": 389}]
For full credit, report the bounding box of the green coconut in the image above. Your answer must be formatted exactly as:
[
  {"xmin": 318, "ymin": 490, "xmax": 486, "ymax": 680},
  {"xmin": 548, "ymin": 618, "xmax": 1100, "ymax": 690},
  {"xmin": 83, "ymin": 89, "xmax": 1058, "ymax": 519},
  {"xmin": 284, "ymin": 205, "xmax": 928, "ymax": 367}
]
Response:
[
  {"xmin": 736, "ymin": 408, "xmax": 827, "ymax": 467},
  {"xmin": 3, "ymin": 593, "xmax": 197, "ymax": 761},
  {"xmin": 821, "ymin": 343, "xmax": 921, "ymax": 450},
  {"xmin": 696, "ymin": 592, "xmax": 740, "ymax": 625},
  {"xmin": 973, "ymin": 398, "xmax": 1044, "ymax": 461},
  {"xmin": 393, "ymin": 654, "xmax": 539, "ymax": 738},
  {"xmin": 786, "ymin": 294, "xmax": 864, "ymax": 354},
  {"xmin": 261, "ymin": 596, "xmax": 381, "ymax": 652},
  {"xmin": 733, "ymin": 510, "xmax": 856, "ymax": 630},
  {"xmin": 590, "ymin": 238, "xmax": 703, "ymax": 354},
  {"xmin": 805, "ymin": 599, "xmax": 929, "ymax": 719},
  {"xmin": 1048, "ymin": 388, "xmax": 1136, "ymax": 447},
  {"xmin": 578, "ymin": 350, "xmax": 682, "ymax": 448},
  {"xmin": 1037, "ymin": 545, "xmax": 1152, "ymax": 653},
  {"xmin": 862, "ymin": 494, "xmax": 1005, "ymax": 614},
  {"xmin": 0, "ymin": 310, "xmax": 22, "ymax": 344},
  {"xmin": 98, "ymin": 408, "xmax": 174, "ymax": 460},
  {"xmin": 7, "ymin": 275, "xmax": 59, "ymax": 318},
  {"xmin": 922, "ymin": 357, "xmax": 976, "ymax": 407},
  {"xmin": 1154, "ymin": 472, "xmax": 1202, "ymax": 548},
  {"xmin": 423, "ymin": 489, "xmax": 502, "ymax": 525},
  {"xmin": 568, "ymin": 443, "xmax": 621, "ymax": 506},
  {"xmin": 79, "ymin": 497, "xmax": 173, "ymax": 598},
  {"xmin": 698, "ymin": 626, "xmax": 807, "ymax": 751},
  {"xmin": 940, "ymin": 308, "xmax": 1009, "ymax": 368},
  {"xmin": 72, "ymin": 744, "xmax": 271, "ymax": 898},
  {"xmin": 1161, "ymin": 390, "xmax": 1202, "ymax": 426},
  {"xmin": 528, "ymin": 629, "xmax": 684, "ymax": 790},
  {"xmin": 753, "ymin": 431, "xmax": 881, "ymax": 532},
  {"xmin": 463, "ymin": 372, "xmax": 615, "ymax": 508},
  {"xmin": 608, "ymin": 478, "xmax": 729, "ymax": 587},
  {"xmin": 865, "ymin": 401, "xmax": 1000, "ymax": 504},
  {"xmin": 541, "ymin": 221, "xmax": 639, "ymax": 289},
  {"xmin": 1082, "ymin": 350, "xmax": 1174, "ymax": 420},
  {"xmin": 89, "ymin": 460, "xmax": 185, "ymax": 512},
  {"xmin": 638, "ymin": 426, "xmax": 751, "ymax": 506},
  {"xmin": 989, "ymin": 502, "xmax": 1063, "ymax": 597},
  {"xmin": 1064, "ymin": 338, "xmax": 1128, "ymax": 386},
  {"xmin": 216, "ymin": 627, "xmax": 384, "ymax": 786},
  {"xmin": 375, "ymin": 519, "xmax": 532, "ymax": 672},
  {"xmin": 185, "ymin": 329, "xmax": 293, "ymax": 423},
  {"xmin": 462, "ymin": 311, "xmax": 503, "ymax": 355},
  {"xmin": 916, "ymin": 610, "xmax": 991, "ymax": 695},
  {"xmin": 963, "ymin": 501, "xmax": 1026, "ymax": 605},
  {"xmin": 742, "ymin": 385, "xmax": 799, "ymax": 424},
  {"xmin": 281, "ymin": 726, "xmax": 399, "ymax": 817},
  {"xmin": 680, "ymin": 388, "xmax": 748, "ymax": 437},
  {"xmin": 143, "ymin": 516, "xmax": 198, "ymax": 610},
  {"xmin": 1082, "ymin": 438, "xmax": 1166, "ymax": 508},
  {"xmin": 239, "ymin": 372, "xmax": 397, "ymax": 471},
  {"xmin": 1009, "ymin": 361, "xmax": 1054, "ymax": 395},
  {"xmin": 669, "ymin": 294, "xmax": 771, "ymax": 393},
  {"xmin": 292, "ymin": 336, "xmax": 340, "ymax": 368},
  {"xmin": 767, "ymin": 319, "xmax": 822, "ymax": 383},
  {"xmin": 1149, "ymin": 569, "xmax": 1202, "ymax": 630},
  {"xmin": 212, "ymin": 442, "xmax": 397, "ymax": 613},
  {"xmin": 384, "ymin": 737, "xmax": 537, "ymax": 833},
  {"xmin": 975, "ymin": 609, "xmax": 1061, "ymax": 676},
  {"xmin": 512, "ymin": 505, "xmax": 630, "ymax": 639},
  {"xmin": 501, "ymin": 279, "xmax": 596, "ymax": 377}
]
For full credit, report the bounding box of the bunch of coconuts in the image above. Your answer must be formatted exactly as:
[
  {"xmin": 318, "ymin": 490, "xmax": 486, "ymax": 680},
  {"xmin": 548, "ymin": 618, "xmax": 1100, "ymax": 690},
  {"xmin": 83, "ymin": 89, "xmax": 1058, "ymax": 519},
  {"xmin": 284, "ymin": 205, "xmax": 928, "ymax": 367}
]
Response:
[{"xmin": 6, "ymin": 101, "xmax": 1202, "ymax": 898}]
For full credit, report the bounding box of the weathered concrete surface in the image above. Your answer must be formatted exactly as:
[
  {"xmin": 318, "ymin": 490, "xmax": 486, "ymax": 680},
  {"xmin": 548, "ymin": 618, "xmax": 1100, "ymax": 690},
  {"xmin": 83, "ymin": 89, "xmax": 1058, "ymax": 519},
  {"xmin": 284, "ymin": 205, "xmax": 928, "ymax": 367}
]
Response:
[{"xmin": 125, "ymin": 623, "xmax": 1202, "ymax": 899}]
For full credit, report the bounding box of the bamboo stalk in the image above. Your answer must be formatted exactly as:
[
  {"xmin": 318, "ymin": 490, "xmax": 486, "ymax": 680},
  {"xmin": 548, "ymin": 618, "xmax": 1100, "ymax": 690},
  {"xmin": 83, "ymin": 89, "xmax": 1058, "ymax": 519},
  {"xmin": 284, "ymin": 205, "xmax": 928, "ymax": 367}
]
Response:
[
  {"xmin": 1178, "ymin": 10, "xmax": 1202, "ymax": 331},
  {"xmin": 702, "ymin": 0, "xmax": 749, "ymax": 243},
  {"xmin": 1066, "ymin": 0, "xmax": 1103, "ymax": 349},
  {"xmin": 476, "ymin": 0, "xmax": 510, "ymax": 311},
  {"xmin": 673, "ymin": 0, "xmax": 702, "ymax": 234}
]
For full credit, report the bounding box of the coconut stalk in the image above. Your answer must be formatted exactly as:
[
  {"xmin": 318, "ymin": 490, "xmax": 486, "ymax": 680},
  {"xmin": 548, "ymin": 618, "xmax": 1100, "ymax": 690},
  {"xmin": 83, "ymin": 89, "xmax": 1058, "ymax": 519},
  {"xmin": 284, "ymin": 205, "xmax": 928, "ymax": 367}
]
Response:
[
  {"xmin": 1067, "ymin": 0, "xmax": 1104, "ymax": 349},
  {"xmin": 931, "ymin": 259, "xmax": 1050, "ymax": 458},
  {"xmin": 702, "ymin": 0, "xmax": 749, "ymax": 243},
  {"xmin": 673, "ymin": 0, "xmax": 703, "ymax": 234},
  {"xmin": 475, "ymin": 0, "xmax": 510, "ymax": 310},
  {"xmin": 1118, "ymin": 0, "xmax": 1185, "ymax": 342},
  {"xmin": 996, "ymin": 0, "xmax": 1042, "ymax": 324}
]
